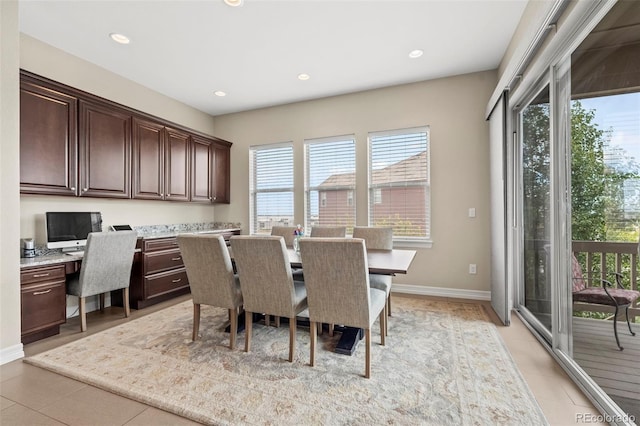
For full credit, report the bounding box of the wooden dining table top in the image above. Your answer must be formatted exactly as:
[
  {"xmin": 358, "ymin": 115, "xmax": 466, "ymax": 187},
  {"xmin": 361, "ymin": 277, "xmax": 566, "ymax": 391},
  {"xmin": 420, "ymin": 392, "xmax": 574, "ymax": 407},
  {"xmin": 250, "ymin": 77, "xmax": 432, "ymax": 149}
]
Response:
[{"xmin": 285, "ymin": 247, "xmax": 416, "ymax": 275}]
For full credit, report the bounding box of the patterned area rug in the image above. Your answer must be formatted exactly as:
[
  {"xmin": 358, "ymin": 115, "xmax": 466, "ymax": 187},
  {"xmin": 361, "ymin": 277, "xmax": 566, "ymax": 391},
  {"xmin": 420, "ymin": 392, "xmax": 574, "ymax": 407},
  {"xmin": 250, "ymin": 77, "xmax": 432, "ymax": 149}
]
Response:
[{"xmin": 25, "ymin": 297, "xmax": 547, "ymax": 425}]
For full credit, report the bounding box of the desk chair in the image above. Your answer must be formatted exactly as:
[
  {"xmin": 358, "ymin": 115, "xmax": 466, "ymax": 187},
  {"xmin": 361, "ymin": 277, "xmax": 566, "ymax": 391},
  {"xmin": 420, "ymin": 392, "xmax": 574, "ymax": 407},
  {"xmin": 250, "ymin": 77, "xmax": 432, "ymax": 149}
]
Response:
[
  {"xmin": 178, "ymin": 234, "xmax": 243, "ymax": 349},
  {"xmin": 300, "ymin": 238, "xmax": 386, "ymax": 378},
  {"xmin": 66, "ymin": 231, "xmax": 138, "ymax": 332},
  {"xmin": 310, "ymin": 226, "xmax": 346, "ymax": 238},
  {"xmin": 270, "ymin": 226, "xmax": 297, "ymax": 248},
  {"xmin": 353, "ymin": 226, "xmax": 393, "ymax": 334},
  {"xmin": 230, "ymin": 235, "xmax": 307, "ymax": 362}
]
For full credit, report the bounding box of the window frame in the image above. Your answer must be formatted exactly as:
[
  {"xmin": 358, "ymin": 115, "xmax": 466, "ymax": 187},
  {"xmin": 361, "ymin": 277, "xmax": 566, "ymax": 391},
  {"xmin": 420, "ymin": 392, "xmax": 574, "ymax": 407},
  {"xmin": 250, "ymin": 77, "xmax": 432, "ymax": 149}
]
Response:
[
  {"xmin": 367, "ymin": 126, "xmax": 432, "ymax": 248},
  {"xmin": 249, "ymin": 142, "xmax": 294, "ymax": 235}
]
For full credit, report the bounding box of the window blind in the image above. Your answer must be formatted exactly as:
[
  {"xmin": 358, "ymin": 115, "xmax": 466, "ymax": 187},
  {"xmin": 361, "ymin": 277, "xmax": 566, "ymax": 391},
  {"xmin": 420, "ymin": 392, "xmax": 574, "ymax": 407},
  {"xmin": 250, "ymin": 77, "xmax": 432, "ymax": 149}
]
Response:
[
  {"xmin": 368, "ymin": 127, "xmax": 430, "ymax": 239},
  {"xmin": 305, "ymin": 135, "xmax": 356, "ymax": 232},
  {"xmin": 250, "ymin": 143, "xmax": 294, "ymax": 234}
]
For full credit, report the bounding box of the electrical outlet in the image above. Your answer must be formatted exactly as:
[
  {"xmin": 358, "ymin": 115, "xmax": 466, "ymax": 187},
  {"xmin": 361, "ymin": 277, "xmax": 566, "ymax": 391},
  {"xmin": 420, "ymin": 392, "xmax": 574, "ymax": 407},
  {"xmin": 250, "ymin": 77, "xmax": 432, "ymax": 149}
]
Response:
[{"xmin": 469, "ymin": 264, "xmax": 477, "ymax": 274}]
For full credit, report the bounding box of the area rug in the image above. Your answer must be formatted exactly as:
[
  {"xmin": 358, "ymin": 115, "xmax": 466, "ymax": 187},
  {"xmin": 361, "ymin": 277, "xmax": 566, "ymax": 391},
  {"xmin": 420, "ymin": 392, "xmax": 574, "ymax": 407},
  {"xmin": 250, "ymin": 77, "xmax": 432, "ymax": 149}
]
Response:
[{"xmin": 25, "ymin": 297, "xmax": 547, "ymax": 425}]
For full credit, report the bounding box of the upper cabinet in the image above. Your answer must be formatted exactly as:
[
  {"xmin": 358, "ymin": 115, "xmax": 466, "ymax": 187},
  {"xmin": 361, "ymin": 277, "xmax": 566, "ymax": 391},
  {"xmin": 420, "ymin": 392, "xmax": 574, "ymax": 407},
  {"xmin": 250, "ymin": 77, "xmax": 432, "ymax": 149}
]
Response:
[
  {"xmin": 79, "ymin": 100, "xmax": 131, "ymax": 198},
  {"xmin": 19, "ymin": 71, "xmax": 232, "ymax": 204},
  {"xmin": 20, "ymin": 79, "xmax": 78, "ymax": 196}
]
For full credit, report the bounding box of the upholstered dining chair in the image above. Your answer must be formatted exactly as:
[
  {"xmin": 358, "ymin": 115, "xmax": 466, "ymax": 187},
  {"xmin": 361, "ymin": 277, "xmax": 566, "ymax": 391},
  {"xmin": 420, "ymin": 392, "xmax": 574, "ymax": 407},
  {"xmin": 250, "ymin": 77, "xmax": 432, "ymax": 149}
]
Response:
[
  {"xmin": 270, "ymin": 226, "xmax": 297, "ymax": 248},
  {"xmin": 230, "ymin": 235, "xmax": 308, "ymax": 362},
  {"xmin": 299, "ymin": 238, "xmax": 386, "ymax": 378},
  {"xmin": 353, "ymin": 226, "xmax": 393, "ymax": 334},
  {"xmin": 309, "ymin": 226, "xmax": 346, "ymax": 238},
  {"xmin": 178, "ymin": 234, "xmax": 243, "ymax": 349},
  {"xmin": 66, "ymin": 231, "xmax": 138, "ymax": 332},
  {"xmin": 572, "ymin": 253, "xmax": 639, "ymax": 350}
]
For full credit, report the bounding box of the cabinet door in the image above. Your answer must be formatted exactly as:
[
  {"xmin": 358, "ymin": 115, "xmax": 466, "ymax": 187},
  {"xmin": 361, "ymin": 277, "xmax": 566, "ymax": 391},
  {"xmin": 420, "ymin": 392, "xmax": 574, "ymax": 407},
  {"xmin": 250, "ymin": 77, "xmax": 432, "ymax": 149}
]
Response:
[
  {"xmin": 20, "ymin": 80, "xmax": 78, "ymax": 195},
  {"xmin": 212, "ymin": 142, "xmax": 231, "ymax": 203},
  {"xmin": 132, "ymin": 118, "xmax": 164, "ymax": 200},
  {"xmin": 165, "ymin": 128, "xmax": 190, "ymax": 202},
  {"xmin": 79, "ymin": 100, "xmax": 132, "ymax": 198},
  {"xmin": 191, "ymin": 135, "xmax": 212, "ymax": 203}
]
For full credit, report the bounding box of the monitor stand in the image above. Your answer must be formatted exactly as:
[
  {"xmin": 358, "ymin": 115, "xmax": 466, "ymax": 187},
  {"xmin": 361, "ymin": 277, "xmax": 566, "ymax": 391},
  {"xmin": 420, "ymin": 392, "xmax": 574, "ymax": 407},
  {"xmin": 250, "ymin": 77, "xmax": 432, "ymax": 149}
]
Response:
[{"xmin": 61, "ymin": 246, "xmax": 84, "ymax": 253}]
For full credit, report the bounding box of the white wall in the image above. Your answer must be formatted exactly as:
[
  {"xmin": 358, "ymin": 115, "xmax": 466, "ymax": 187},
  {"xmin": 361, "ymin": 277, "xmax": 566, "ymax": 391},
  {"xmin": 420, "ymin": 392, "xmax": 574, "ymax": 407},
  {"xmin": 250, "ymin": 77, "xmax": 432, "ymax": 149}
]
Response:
[
  {"xmin": 1, "ymin": 0, "xmax": 24, "ymax": 363},
  {"xmin": 214, "ymin": 71, "xmax": 496, "ymax": 294}
]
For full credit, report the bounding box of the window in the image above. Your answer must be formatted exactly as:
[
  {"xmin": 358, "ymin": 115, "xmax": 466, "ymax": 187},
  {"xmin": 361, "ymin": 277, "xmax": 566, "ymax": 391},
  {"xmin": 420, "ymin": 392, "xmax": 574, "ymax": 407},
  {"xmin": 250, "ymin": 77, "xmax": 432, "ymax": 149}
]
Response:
[
  {"xmin": 305, "ymin": 135, "xmax": 356, "ymax": 231},
  {"xmin": 347, "ymin": 190, "xmax": 354, "ymax": 207},
  {"xmin": 368, "ymin": 127, "xmax": 430, "ymax": 241},
  {"xmin": 249, "ymin": 143, "xmax": 294, "ymax": 234}
]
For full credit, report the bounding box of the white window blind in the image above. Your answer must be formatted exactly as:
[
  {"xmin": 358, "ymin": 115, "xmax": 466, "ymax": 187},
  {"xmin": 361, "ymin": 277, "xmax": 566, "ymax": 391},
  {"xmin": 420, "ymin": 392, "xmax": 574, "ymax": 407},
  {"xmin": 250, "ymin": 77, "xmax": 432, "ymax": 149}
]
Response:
[
  {"xmin": 305, "ymin": 135, "xmax": 356, "ymax": 232},
  {"xmin": 250, "ymin": 143, "xmax": 294, "ymax": 234},
  {"xmin": 368, "ymin": 127, "xmax": 430, "ymax": 240}
]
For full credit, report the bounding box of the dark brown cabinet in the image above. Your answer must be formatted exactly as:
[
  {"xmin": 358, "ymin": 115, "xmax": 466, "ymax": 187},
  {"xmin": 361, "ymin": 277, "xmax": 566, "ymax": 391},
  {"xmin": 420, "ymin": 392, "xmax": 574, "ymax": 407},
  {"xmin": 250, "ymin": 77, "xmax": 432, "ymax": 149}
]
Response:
[
  {"xmin": 212, "ymin": 142, "xmax": 231, "ymax": 204},
  {"xmin": 21, "ymin": 264, "xmax": 67, "ymax": 344},
  {"xmin": 79, "ymin": 100, "xmax": 132, "ymax": 198},
  {"xmin": 19, "ymin": 71, "xmax": 232, "ymax": 204},
  {"xmin": 191, "ymin": 136, "xmax": 213, "ymax": 203},
  {"xmin": 129, "ymin": 237, "xmax": 190, "ymax": 309},
  {"xmin": 132, "ymin": 118, "xmax": 165, "ymax": 200},
  {"xmin": 165, "ymin": 128, "xmax": 190, "ymax": 202},
  {"xmin": 20, "ymin": 79, "xmax": 78, "ymax": 196}
]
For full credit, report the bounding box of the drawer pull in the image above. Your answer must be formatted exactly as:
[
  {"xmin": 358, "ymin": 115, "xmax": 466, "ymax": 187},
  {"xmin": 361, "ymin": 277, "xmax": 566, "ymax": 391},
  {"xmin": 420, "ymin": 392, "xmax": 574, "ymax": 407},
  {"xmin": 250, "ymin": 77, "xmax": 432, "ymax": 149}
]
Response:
[
  {"xmin": 171, "ymin": 257, "xmax": 182, "ymax": 261},
  {"xmin": 33, "ymin": 289, "xmax": 52, "ymax": 295},
  {"xmin": 33, "ymin": 273, "xmax": 50, "ymax": 278},
  {"xmin": 172, "ymin": 278, "xmax": 182, "ymax": 283},
  {"xmin": 172, "ymin": 242, "xmax": 178, "ymax": 245}
]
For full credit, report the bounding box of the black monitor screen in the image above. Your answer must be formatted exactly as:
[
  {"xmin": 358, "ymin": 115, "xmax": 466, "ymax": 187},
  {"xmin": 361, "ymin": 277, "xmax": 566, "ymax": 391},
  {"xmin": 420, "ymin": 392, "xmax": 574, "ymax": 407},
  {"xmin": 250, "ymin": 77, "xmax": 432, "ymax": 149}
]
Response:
[{"xmin": 45, "ymin": 212, "xmax": 102, "ymax": 243}]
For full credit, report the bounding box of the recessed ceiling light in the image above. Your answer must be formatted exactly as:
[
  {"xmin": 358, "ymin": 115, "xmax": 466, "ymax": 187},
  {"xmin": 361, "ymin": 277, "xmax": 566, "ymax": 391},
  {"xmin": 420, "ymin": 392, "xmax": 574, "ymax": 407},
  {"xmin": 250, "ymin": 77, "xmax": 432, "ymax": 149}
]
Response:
[
  {"xmin": 297, "ymin": 73, "xmax": 310, "ymax": 81},
  {"xmin": 223, "ymin": 0, "xmax": 243, "ymax": 7},
  {"xmin": 408, "ymin": 49, "xmax": 423, "ymax": 59},
  {"xmin": 109, "ymin": 33, "xmax": 130, "ymax": 45},
  {"xmin": 214, "ymin": 91, "xmax": 227, "ymax": 97}
]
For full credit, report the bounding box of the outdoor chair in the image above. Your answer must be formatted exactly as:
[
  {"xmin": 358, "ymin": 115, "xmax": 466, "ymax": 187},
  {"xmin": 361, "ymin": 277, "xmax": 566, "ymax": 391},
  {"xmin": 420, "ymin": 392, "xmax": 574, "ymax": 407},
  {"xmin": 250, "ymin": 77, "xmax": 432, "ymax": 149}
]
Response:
[{"xmin": 572, "ymin": 253, "xmax": 639, "ymax": 350}]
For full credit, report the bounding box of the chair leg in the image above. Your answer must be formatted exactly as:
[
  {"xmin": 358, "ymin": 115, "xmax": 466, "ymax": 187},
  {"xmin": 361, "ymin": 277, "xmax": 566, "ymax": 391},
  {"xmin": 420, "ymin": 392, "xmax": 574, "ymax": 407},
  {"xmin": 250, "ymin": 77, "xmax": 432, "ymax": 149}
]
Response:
[
  {"xmin": 329, "ymin": 323, "xmax": 334, "ymax": 337},
  {"xmin": 384, "ymin": 301, "xmax": 388, "ymax": 336},
  {"xmin": 123, "ymin": 287, "xmax": 130, "ymax": 318},
  {"xmin": 79, "ymin": 296, "xmax": 87, "ymax": 332},
  {"xmin": 613, "ymin": 305, "xmax": 623, "ymax": 351},
  {"xmin": 192, "ymin": 303, "xmax": 200, "ymax": 341},
  {"xmin": 379, "ymin": 311, "xmax": 386, "ymax": 346},
  {"xmin": 289, "ymin": 316, "xmax": 296, "ymax": 362},
  {"xmin": 275, "ymin": 316, "xmax": 281, "ymax": 328},
  {"xmin": 625, "ymin": 306, "xmax": 636, "ymax": 336},
  {"xmin": 388, "ymin": 294, "xmax": 392, "ymax": 317},
  {"xmin": 310, "ymin": 321, "xmax": 317, "ymax": 367},
  {"xmin": 265, "ymin": 314, "xmax": 270, "ymax": 327},
  {"xmin": 229, "ymin": 308, "xmax": 237, "ymax": 350},
  {"xmin": 245, "ymin": 311, "xmax": 253, "ymax": 353},
  {"xmin": 365, "ymin": 328, "xmax": 371, "ymax": 379},
  {"xmin": 99, "ymin": 293, "xmax": 105, "ymax": 312}
]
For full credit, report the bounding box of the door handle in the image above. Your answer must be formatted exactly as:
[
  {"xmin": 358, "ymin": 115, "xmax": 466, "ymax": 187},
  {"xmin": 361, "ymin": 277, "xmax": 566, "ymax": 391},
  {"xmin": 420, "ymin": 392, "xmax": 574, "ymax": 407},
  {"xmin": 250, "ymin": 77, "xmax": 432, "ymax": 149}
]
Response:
[{"xmin": 33, "ymin": 289, "xmax": 52, "ymax": 295}]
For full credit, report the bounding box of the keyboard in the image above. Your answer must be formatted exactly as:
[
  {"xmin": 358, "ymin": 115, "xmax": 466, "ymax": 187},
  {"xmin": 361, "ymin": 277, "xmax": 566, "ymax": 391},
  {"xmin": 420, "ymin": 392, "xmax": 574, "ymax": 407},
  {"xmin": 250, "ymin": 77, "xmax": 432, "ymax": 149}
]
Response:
[{"xmin": 65, "ymin": 250, "xmax": 84, "ymax": 257}]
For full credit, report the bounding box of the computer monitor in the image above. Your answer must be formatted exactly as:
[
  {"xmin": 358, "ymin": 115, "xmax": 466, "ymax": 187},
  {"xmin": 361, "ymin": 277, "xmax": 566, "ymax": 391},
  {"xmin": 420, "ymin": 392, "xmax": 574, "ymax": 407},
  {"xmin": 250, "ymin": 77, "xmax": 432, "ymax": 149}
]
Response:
[{"xmin": 45, "ymin": 212, "xmax": 102, "ymax": 252}]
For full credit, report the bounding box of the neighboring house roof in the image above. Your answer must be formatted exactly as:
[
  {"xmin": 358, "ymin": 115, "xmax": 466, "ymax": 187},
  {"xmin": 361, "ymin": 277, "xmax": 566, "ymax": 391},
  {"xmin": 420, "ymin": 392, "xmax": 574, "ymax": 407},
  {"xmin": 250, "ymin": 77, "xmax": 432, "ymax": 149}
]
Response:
[{"xmin": 318, "ymin": 151, "xmax": 427, "ymax": 188}]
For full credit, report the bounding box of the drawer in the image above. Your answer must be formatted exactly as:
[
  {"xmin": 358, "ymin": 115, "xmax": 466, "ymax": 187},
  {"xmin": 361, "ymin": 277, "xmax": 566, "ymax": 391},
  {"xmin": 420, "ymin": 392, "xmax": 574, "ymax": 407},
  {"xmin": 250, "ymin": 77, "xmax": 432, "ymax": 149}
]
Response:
[
  {"xmin": 145, "ymin": 268, "xmax": 189, "ymax": 299},
  {"xmin": 21, "ymin": 280, "xmax": 66, "ymax": 335},
  {"xmin": 21, "ymin": 265, "xmax": 66, "ymax": 285},
  {"xmin": 144, "ymin": 248, "xmax": 184, "ymax": 274},
  {"xmin": 143, "ymin": 237, "xmax": 179, "ymax": 252}
]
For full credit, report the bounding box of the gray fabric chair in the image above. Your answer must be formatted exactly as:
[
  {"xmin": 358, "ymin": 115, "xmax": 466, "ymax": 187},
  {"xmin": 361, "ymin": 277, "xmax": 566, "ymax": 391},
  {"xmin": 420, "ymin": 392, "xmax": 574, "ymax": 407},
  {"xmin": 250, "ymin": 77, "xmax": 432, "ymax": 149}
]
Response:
[
  {"xmin": 66, "ymin": 231, "xmax": 138, "ymax": 332},
  {"xmin": 230, "ymin": 235, "xmax": 308, "ymax": 362},
  {"xmin": 299, "ymin": 237, "xmax": 386, "ymax": 378},
  {"xmin": 353, "ymin": 226, "xmax": 394, "ymax": 331},
  {"xmin": 270, "ymin": 226, "xmax": 297, "ymax": 248},
  {"xmin": 310, "ymin": 226, "xmax": 346, "ymax": 237},
  {"xmin": 178, "ymin": 234, "xmax": 243, "ymax": 349}
]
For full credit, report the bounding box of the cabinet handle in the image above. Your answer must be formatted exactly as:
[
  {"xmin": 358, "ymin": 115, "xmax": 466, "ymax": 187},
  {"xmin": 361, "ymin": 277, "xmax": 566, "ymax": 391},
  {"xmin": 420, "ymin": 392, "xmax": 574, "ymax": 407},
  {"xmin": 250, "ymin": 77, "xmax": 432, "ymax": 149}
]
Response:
[
  {"xmin": 171, "ymin": 278, "xmax": 182, "ymax": 283},
  {"xmin": 171, "ymin": 257, "xmax": 182, "ymax": 261},
  {"xmin": 83, "ymin": 187, "xmax": 88, "ymax": 191},
  {"xmin": 33, "ymin": 273, "xmax": 50, "ymax": 278},
  {"xmin": 33, "ymin": 289, "xmax": 52, "ymax": 295},
  {"xmin": 70, "ymin": 187, "xmax": 76, "ymax": 191},
  {"xmin": 167, "ymin": 193, "xmax": 171, "ymax": 196}
]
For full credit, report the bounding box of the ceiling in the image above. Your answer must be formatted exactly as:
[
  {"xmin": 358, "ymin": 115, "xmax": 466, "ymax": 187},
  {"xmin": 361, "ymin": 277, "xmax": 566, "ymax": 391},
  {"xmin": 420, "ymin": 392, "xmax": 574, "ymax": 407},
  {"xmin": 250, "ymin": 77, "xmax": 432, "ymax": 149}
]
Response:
[{"xmin": 19, "ymin": 0, "xmax": 528, "ymax": 117}]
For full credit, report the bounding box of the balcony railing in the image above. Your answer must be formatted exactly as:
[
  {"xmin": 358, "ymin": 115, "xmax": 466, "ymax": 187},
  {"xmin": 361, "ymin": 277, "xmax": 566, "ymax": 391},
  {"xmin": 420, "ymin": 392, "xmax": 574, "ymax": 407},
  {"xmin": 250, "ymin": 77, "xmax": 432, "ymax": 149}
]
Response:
[{"xmin": 572, "ymin": 240, "xmax": 639, "ymax": 319}]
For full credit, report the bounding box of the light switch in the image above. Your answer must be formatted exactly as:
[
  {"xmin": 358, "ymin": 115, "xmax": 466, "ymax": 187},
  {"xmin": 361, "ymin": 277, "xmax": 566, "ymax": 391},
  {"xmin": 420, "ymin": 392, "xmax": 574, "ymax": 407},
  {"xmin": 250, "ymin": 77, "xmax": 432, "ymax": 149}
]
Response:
[{"xmin": 468, "ymin": 207, "xmax": 476, "ymax": 218}]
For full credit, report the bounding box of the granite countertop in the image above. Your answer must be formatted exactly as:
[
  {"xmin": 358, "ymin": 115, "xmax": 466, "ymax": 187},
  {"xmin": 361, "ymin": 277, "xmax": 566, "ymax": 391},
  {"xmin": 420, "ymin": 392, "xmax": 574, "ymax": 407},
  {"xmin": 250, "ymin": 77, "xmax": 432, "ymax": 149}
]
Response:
[{"xmin": 20, "ymin": 221, "xmax": 242, "ymax": 269}]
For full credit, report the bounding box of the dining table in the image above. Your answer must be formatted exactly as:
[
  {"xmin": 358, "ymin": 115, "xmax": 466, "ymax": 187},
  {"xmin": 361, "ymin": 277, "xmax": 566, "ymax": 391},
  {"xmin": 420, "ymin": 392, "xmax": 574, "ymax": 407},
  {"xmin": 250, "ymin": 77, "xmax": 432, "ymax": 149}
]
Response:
[{"xmin": 228, "ymin": 244, "xmax": 417, "ymax": 355}]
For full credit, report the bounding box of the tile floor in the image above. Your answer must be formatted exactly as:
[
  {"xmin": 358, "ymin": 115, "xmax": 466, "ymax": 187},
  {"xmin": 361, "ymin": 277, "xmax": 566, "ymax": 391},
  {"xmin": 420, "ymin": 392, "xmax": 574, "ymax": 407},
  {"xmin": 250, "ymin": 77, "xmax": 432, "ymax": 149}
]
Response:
[{"xmin": 1, "ymin": 294, "xmax": 606, "ymax": 425}]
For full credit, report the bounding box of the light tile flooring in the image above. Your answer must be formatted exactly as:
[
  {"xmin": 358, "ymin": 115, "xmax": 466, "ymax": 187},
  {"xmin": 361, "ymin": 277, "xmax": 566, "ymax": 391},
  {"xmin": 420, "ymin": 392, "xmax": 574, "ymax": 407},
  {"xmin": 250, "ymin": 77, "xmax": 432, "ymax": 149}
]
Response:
[{"xmin": 1, "ymin": 294, "xmax": 606, "ymax": 426}]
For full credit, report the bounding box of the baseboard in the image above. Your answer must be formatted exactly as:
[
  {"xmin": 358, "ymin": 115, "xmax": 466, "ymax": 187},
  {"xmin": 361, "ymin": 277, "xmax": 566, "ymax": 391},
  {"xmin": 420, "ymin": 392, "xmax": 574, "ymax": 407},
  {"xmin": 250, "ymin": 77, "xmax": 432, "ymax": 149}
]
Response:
[
  {"xmin": 392, "ymin": 284, "xmax": 491, "ymax": 301},
  {"xmin": 0, "ymin": 343, "xmax": 24, "ymax": 365}
]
